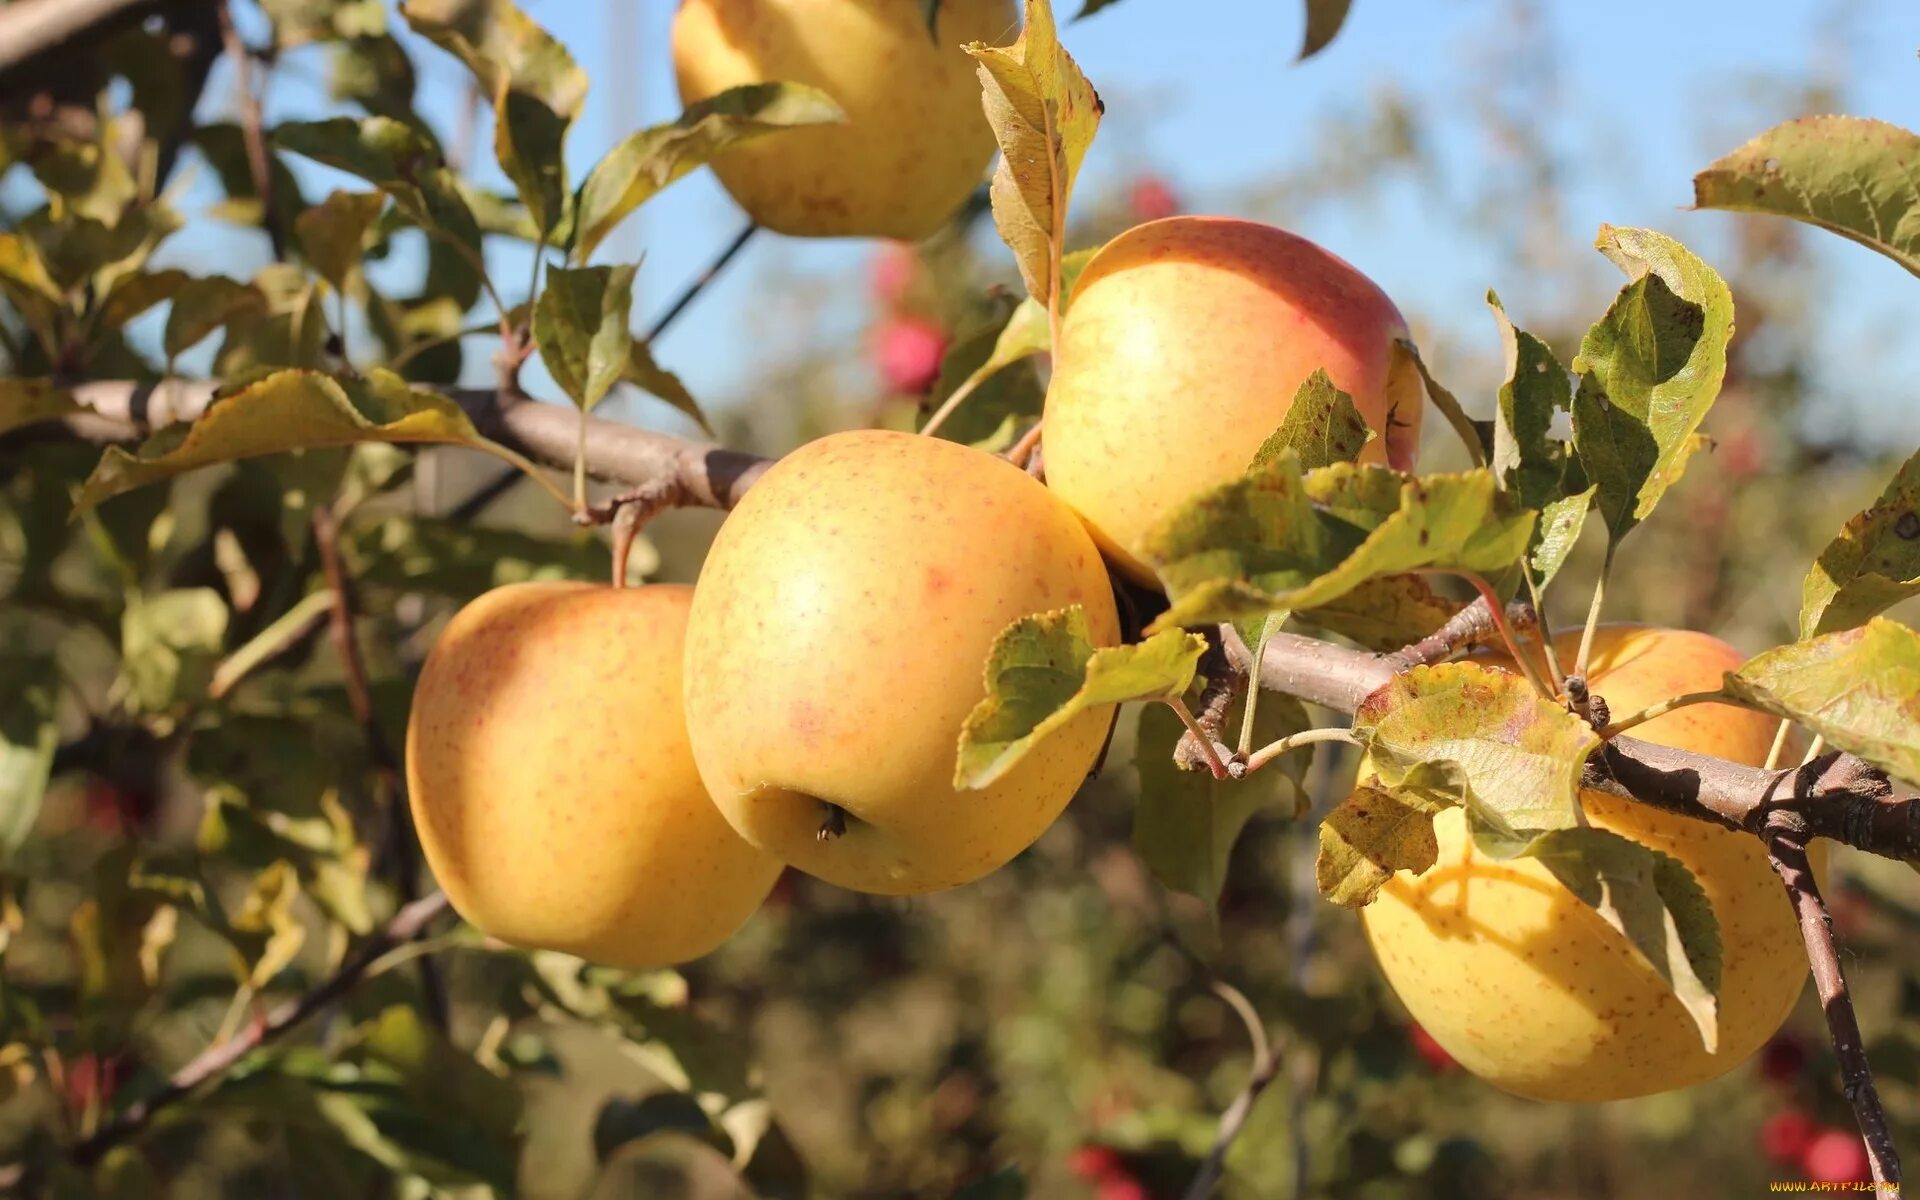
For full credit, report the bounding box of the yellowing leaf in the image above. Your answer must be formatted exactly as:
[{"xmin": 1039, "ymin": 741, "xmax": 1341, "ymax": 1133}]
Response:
[
  {"xmin": 1800, "ymin": 449, "xmax": 1920, "ymax": 638},
  {"xmin": 1723, "ymin": 619, "xmax": 1920, "ymax": 783},
  {"xmin": 1693, "ymin": 116, "xmax": 1920, "ymax": 278},
  {"xmin": 1354, "ymin": 661, "xmax": 1598, "ymax": 857},
  {"xmin": 225, "ymin": 860, "xmax": 306, "ymax": 989},
  {"xmin": 955, "ymin": 606, "xmax": 1200, "ymax": 790},
  {"xmin": 74, "ymin": 369, "xmax": 526, "ymax": 515},
  {"xmin": 1316, "ymin": 778, "xmax": 1448, "ymax": 908},
  {"xmin": 966, "ymin": 0, "xmax": 1103, "ymax": 307},
  {"xmin": 1294, "ymin": 574, "xmax": 1458, "ymax": 653},
  {"xmin": 0, "ymin": 379, "xmax": 80, "ymax": 437},
  {"xmin": 96, "ymin": 269, "xmax": 188, "ymax": 335},
  {"xmin": 1249, "ymin": 370, "xmax": 1375, "ymax": 471},
  {"xmin": 534, "ymin": 265, "xmax": 635, "ymax": 412},
  {"xmin": 164, "ymin": 276, "xmax": 269, "ymax": 361},
  {"xmin": 571, "ymin": 83, "xmax": 844, "ymax": 263},
  {"xmin": 1527, "ymin": 826, "xmax": 1723, "ymax": 1052},
  {"xmin": 276, "ymin": 118, "xmax": 480, "ymax": 251},
  {"xmin": 624, "ymin": 340, "xmax": 711, "ymax": 435},
  {"xmin": 295, "ymin": 190, "xmax": 388, "ymax": 293},
  {"xmin": 401, "ymin": 0, "xmax": 587, "ymax": 117},
  {"xmin": 1571, "ymin": 226, "xmax": 1733, "ymax": 542}
]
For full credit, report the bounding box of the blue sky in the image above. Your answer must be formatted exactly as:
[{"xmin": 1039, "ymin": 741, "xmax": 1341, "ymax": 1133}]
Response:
[{"xmin": 184, "ymin": 0, "xmax": 1920, "ymax": 442}]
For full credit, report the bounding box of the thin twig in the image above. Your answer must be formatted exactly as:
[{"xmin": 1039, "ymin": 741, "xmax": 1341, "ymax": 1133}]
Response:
[
  {"xmin": 1597, "ymin": 689, "xmax": 1739, "ymax": 739},
  {"xmin": 1764, "ymin": 821, "xmax": 1902, "ymax": 1195},
  {"xmin": 1419, "ymin": 570, "xmax": 1549, "ymax": 697},
  {"xmin": 1380, "ymin": 595, "xmax": 1541, "ymax": 673},
  {"xmin": 310, "ymin": 508, "xmax": 448, "ymax": 1031},
  {"xmin": 1169, "ymin": 698, "xmax": 1232, "ymax": 779},
  {"xmin": 1175, "ymin": 629, "xmax": 1243, "ymax": 773},
  {"xmin": 1005, "ymin": 419, "xmax": 1044, "ymax": 469},
  {"xmin": 70, "ymin": 891, "xmax": 451, "ymax": 1166},
  {"xmin": 216, "ymin": 0, "xmax": 283, "ymax": 261},
  {"xmin": 1181, "ymin": 979, "xmax": 1281, "ymax": 1200},
  {"xmin": 1244, "ymin": 727, "xmax": 1359, "ymax": 774}
]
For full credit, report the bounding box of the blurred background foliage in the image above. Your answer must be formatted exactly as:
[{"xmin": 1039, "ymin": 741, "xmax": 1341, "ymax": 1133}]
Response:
[{"xmin": 1, "ymin": 0, "xmax": 1919, "ymax": 1197}]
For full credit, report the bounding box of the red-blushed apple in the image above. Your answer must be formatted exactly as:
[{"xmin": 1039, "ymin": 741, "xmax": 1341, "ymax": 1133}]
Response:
[
  {"xmin": 1409, "ymin": 1023, "xmax": 1458, "ymax": 1073},
  {"xmin": 1042, "ymin": 216, "xmax": 1424, "ymax": 584},
  {"xmin": 873, "ymin": 315, "xmax": 950, "ymax": 395}
]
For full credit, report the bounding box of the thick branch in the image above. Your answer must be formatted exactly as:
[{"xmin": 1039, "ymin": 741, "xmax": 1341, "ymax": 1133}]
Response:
[
  {"xmin": 0, "ymin": 0, "xmax": 186, "ymax": 75},
  {"xmin": 70, "ymin": 890, "xmax": 450, "ymax": 1166},
  {"xmin": 56, "ymin": 379, "xmax": 775, "ymax": 512}
]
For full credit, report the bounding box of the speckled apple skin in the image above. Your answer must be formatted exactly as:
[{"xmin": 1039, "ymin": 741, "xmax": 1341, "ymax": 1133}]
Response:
[
  {"xmin": 672, "ymin": 0, "xmax": 1018, "ymax": 240},
  {"xmin": 683, "ymin": 430, "xmax": 1119, "ymax": 895},
  {"xmin": 1360, "ymin": 625, "xmax": 1821, "ymax": 1102},
  {"xmin": 1043, "ymin": 216, "xmax": 1425, "ymax": 584},
  {"xmin": 406, "ymin": 582, "xmax": 780, "ymax": 968}
]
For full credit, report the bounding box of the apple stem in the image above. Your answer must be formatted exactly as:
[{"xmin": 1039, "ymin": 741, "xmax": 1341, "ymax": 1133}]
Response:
[
  {"xmin": 1765, "ymin": 823, "xmax": 1903, "ymax": 1194},
  {"xmin": 1762, "ymin": 717, "xmax": 1795, "ymax": 771},
  {"xmin": 1595, "ymin": 689, "xmax": 1737, "ymax": 740},
  {"xmin": 1244, "ymin": 727, "xmax": 1359, "ymax": 775},
  {"xmin": 917, "ymin": 370, "xmax": 985, "ymax": 439},
  {"xmin": 1418, "ymin": 571, "xmax": 1553, "ymax": 699},
  {"xmin": 1005, "ymin": 419, "xmax": 1045, "ymax": 469},
  {"xmin": 815, "ymin": 804, "xmax": 848, "ymax": 843},
  {"xmin": 1520, "ymin": 565, "xmax": 1568, "ymax": 696},
  {"xmin": 1573, "ymin": 550, "xmax": 1612, "ymax": 683},
  {"xmin": 1801, "ymin": 733, "xmax": 1828, "ymax": 767}
]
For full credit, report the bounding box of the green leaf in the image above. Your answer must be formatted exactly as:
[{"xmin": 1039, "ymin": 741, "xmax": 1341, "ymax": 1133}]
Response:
[
  {"xmin": 1315, "ymin": 777, "xmax": 1449, "ymax": 908},
  {"xmin": 1133, "ymin": 696, "xmax": 1310, "ymax": 909},
  {"xmin": 1487, "ymin": 289, "xmax": 1574, "ymax": 510},
  {"xmin": 346, "ymin": 514, "xmax": 622, "ymax": 595},
  {"xmin": 1722, "ymin": 619, "xmax": 1920, "ymax": 783},
  {"xmin": 0, "ymin": 233, "xmax": 66, "ymax": 352},
  {"xmin": 1300, "ymin": 0, "xmax": 1354, "ymax": 58},
  {"xmin": 1249, "ymin": 369, "xmax": 1376, "ymax": 471},
  {"xmin": 965, "ymin": 0, "xmax": 1103, "ymax": 306},
  {"xmin": 275, "ymin": 118, "xmax": 481, "ymax": 252},
  {"xmin": 1571, "ymin": 226, "xmax": 1733, "ymax": 543},
  {"xmin": 0, "ymin": 379, "xmax": 80, "ymax": 437},
  {"xmin": 1800, "ymin": 449, "xmax": 1920, "ymax": 638},
  {"xmin": 295, "ymin": 190, "xmax": 388, "ymax": 293},
  {"xmin": 925, "ymin": 247, "xmax": 1095, "ymax": 443},
  {"xmin": 571, "ymin": 83, "xmax": 844, "ymax": 263},
  {"xmin": 1394, "ymin": 340, "xmax": 1489, "ymax": 466},
  {"xmin": 1526, "ymin": 826, "xmax": 1723, "ymax": 1052},
  {"xmin": 164, "ymin": 277, "xmax": 269, "ymax": 361},
  {"xmin": 955, "ymin": 606, "xmax": 1199, "ymax": 789},
  {"xmin": 535, "ymin": 265, "xmax": 636, "ymax": 412},
  {"xmin": 0, "ymin": 650, "xmax": 58, "ymax": 865},
  {"xmin": 1530, "ymin": 484, "xmax": 1595, "ymax": 590},
  {"xmin": 120, "ymin": 587, "xmax": 228, "ymax": 714},
  {"xmin": 494, "ymin": 85, "xmax": 571, "ymax": 238},
  {"xmin": 74, "ymin": 369, "xmax": 525, "ymax": 515},
  {"xmin": 1293, "ymin": 574, "xmax": 1458, "ymax": 653},
  {"xmin": 1353, "ymin": 661, "xmax": 1598, "ymax": 858},
  {"xmin": 624, "ymin": 340, "xmax": 712, "ymax": 435},
  {"xmin": 1692, "ymin": 116, "xmax": 1920, "ymax": 278},
  {"xmin": 954, "ymin": 1166, "xmax": 1029, "ymax": 1200},
  {"xmin": 96, "ymin": 269, "xmax": 188, "ymax": 335},
  {"xmin": 361, "ymin": 1004, "xmax": 523, "ymax": 1138},
  {"xmin": 400, "ymin": 0, "xmax": 588, "ymax": 118},
  {"xmin": 1145, "ymin": 458, "xmax": 1535, "ymax": 632}
]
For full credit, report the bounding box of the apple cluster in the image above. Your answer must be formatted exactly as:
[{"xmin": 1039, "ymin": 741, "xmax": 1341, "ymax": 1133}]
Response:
[{"xmin": 401, "ymin": 0, "xmax": 1815, "ymax": 1113}]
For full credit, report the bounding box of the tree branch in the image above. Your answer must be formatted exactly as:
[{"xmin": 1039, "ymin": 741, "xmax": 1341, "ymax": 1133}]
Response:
[
  {"xmin": 1181, "ymin": 979, "xmax": 1280, "ymax": 1200},
  {"xmin": 1765, "ymin": 822, "xmax": 1902, "ymax": 1193},
  {"xmin": 69, "ymin": 890, "xmax": 451, "ymax": 1166},
  {"xmin": 0, "ymin": 0, "xmax": 187, "ymax": 75}
]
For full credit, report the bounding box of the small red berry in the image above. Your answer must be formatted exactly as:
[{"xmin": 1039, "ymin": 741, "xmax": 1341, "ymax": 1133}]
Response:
[
  {"xmin": 1759, "ymin": 1109, "xmax": 1816, "ymax": 1164},
  {"xmin": 1125, "ymin": 175, "xmax": 1180, "ymax": 223},
  {"xmin": 1801, "ymin": 1127, "xmax": 1871, "ymax": 1184},
  {"xmin": 872, "ymin": 316, "xmax": 949, "ymax": 396},
  {"xmin": 1759, "ymin": 1034, "xmax": 1808, "ymax": 1084},
  {"xmin": 1067, "ymin": 1145, "xmax": 1124, "ymax": 1182},
  {"xmin": 1408, "ymin": 1023, "xmax": 1457, "ymax": 1073}
]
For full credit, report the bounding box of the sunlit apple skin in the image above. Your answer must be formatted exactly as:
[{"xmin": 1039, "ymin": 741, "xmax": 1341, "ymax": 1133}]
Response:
[
  {"xmin": 682, "ymin": 429, "xmax": 1119, "ymax": 895},
  {"xmin": 671, "ymin": 0, "xmax": 1018, "ymax": 240},
  {"xmin": 1043, "ymin": 216, "xmax": 1424, "ymax": 584},
  {"xmin": 1360, "ymin": 625, "xmax": 1820, "ymax": 1102},
  {"xmin": 406, "ymin": 583, "xmax": 780, "ymax": 968}
]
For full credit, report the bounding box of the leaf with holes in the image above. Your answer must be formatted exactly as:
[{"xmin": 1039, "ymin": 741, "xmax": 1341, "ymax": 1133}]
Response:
[
  {"xmin": 1693, "ymin": 116, "xmax": 1920, "ymax": 279},
  {"xmin": 1250, "ymin": 370, "xmax": 1375, "ymax": 471},
  {"xmin": 956, "ymin": 606, "xmax": 1201, "ymax": 789},
  {"xmin": 1354, "ymin": 661, "xmax": 1597, "ymax": 858},
  {"xmin": 1723, "ymin": 619, "xmax": 1920, "ymax": 784},
  {"xmin": 965, "ymin": 0, "xmax": 1103, "ymax": 306},
  {"xmin": 1316, "ymin": 774, "xmax": 1451, "ymax": 908},
  {"xmin": 1527, "ymin": 825, "xmax": 1722, "ymax": 1052},
  {"xmin": 74, "ymin": 369, "xmax": 526, "ymax": 515},
  {"xmin": 1487, "ymin": 289, "xmax": 1574, "ymax": 510},
  {"xmin": 534, "ymin": 265, "xmax": 635, "ymax": 412},
  {"xmin": 1571, "ymin": 226, "xmax": 1733, "ymax": 543},
  {"xmin": 1133, "ymin": 696, "xmax": 1310, "ymax": 910},
  {"xmin": 1801, "ymin": 449, "xmax": 1920, "ymax": 638},
  {"xmin": 572, "ymin": 84, "xmax": 844, "ymax": 262}
]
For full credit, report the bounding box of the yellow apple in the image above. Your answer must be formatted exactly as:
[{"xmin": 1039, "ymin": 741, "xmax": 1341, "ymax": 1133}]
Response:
[
  {"xmin": 406, "ymin": 582, "xmax": 780, "ymax": 968},
  {"xmin": 1360, "ymin": 625, "xmax": 1818, "ymax": 1101},
  {"xmin": 672, "ymin": 0, "xmax": 1018, "ymax": 240},
  {"xmin": 1043, "ymin": 215, "xmax": 1425, "ymax": 584},
  {"xmin": 682, "ymin": 429, "xmax": 1119, "ymax": 894}
]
